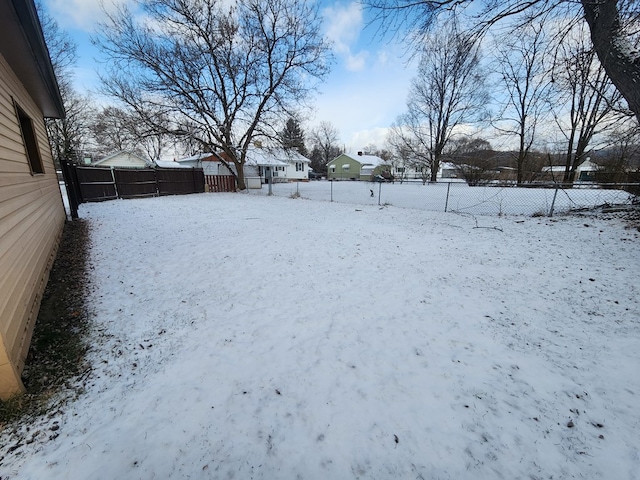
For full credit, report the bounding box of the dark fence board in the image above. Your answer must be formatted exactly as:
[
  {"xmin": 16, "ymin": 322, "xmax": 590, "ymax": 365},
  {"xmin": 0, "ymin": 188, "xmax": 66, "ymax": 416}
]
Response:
[
  {"xmin": 114, "ymin": 168, "xmax": 158, "ymax": 199},
  {"xmin": 75, "ymin": 167, "xmax": 117, "ymax": 202},
  {"xmin": 157, "ymin": 168, "xmax": 204, "ymax": 196},
  {"xmin": 72, "ymin": 166, "xmax": 215, "ymax": 203}
]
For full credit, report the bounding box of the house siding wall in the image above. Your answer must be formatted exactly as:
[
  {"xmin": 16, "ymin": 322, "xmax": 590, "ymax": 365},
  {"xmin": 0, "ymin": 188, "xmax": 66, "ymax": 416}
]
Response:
[
  {"xmin": 328, "ymin": 154, "xmax": 360, "ymax": 180},
  {"xmin": 0, "ymin": 52, "xmax": 66, "ymax": 399},
  {"xmin": 285, "ymin": 161, "xmax": 309, "ymax": 181}
]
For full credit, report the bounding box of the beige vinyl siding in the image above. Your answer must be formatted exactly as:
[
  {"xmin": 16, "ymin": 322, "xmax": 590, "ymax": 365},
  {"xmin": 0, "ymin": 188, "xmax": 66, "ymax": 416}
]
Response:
[{"xmin": 0, "ymin": 52, "xmax": 65, "ymax": 398}]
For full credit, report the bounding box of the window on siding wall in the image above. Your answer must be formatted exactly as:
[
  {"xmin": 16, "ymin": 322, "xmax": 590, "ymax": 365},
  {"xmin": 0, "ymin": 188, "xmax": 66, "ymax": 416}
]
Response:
[{"xmin": 15, "ymin": 103, "xmax": 44, "ymax": 174}]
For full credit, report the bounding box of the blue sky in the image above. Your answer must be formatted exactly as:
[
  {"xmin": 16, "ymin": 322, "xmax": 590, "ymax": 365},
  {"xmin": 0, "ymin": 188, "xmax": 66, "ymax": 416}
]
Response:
[{"xmin": 41, "ymin": 0, "xmax": 418, "ymax": 152}]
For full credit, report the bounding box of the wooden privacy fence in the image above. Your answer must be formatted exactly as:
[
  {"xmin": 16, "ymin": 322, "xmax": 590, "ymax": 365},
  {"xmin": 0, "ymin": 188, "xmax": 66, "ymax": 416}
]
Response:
[
  {"xmin": 75, "ymin": 166, "xmax": 118, "ymax": 202},
  {"xmin": 205, "ymin": 174, "xmax": 237, "ymax": 192},
  {"xmin": 70, "ymin": 166, "xmax": 212, "ymax": 202},
  {"xmin": 113, "ymin": 168, "xmax": 157, "ymax": 199}
]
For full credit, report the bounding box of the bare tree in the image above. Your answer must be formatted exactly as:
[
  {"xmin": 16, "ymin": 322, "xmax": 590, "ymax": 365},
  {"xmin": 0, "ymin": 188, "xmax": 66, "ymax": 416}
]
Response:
[
  {"xmin": 309, "ymin": 121, "xmax": 341, "ymax": 173},
  {"xmin": 95, "ymin": 0, "xmax": 332, "ymax": 189},
  {"xmin": 447, "ymin": 136, "xmax": 496, "ymax": 185},
  {"xmin": 89, "ymin": 106, "xmax": 139, "ymax": 157},
  {"xmin": 492, "ymin": 20, "xmax": 553, "ymax": 184},
  {"xmin": 597, "ymin": 124, "xmax": 640, "ymax": 182},
  {"xmin": 386, "ymin": 126, "xmax": 427, "ymax": 183},
  {"xmin": 552, "ymin": 23, "xmax": 626, "ymax": 183},
  {"xmin": 36, "ymin": 2, "xmax": 91, "ymax": 166},
  {"xmin": 386, "ymin": 118, "xmax": 432, "ymax": 184},
  {"xmin": 392, "ymin": 21, "xmax": 488, "ymax": 182},
  {"xmin": 89, "ymin": 106, "xmax": 171, "ymax": 161},
  {"xmin": 364, "ymin": 0, "xmax": 640, "ymax": 124}
]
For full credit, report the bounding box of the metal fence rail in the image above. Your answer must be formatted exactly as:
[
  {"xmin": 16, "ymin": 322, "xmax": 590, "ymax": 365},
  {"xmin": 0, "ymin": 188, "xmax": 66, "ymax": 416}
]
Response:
[{"xmin": 252, "ymin": 180, "xmax": 639, "ymax": 217}]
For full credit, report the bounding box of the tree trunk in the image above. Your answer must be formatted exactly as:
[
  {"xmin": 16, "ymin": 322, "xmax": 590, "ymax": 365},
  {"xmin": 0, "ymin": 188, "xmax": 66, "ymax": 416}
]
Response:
[
  {"xmin": 430, "ymin": 157, "xmax": 439, "ymax": 182},
  {"xmin": 236, "ymin": 161, "xmax": 247, "ymax": 190},
  {"xmin": 582, "ymin": 0, "xmax": 640, "ymax": 124}
]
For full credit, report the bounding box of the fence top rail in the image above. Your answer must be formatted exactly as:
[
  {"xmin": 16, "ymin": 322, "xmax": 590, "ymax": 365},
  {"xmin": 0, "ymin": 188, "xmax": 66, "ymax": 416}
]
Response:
[{"xmin": 442, "ymin": 182, "xmax": 640, "ymax": 189}]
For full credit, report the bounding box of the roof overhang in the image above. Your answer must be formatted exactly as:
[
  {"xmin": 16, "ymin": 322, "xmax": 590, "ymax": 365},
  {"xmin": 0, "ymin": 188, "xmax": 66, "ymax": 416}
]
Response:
[{"xmin": 0, "ymin": 0, "xmax": 64, "ymax": 118}]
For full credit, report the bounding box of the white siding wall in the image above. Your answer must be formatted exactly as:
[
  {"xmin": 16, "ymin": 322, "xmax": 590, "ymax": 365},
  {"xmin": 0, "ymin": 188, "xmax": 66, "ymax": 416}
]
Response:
[
  {"xmin": 0, "ymin": 52, "xmax": 66, "ymax": 398},
  {"xmin": 285, "ymin": 161, "xmax": 309, "ymax": 181}
]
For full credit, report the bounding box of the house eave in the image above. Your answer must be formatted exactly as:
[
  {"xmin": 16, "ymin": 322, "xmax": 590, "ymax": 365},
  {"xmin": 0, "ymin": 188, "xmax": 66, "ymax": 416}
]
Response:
[{"xmin": 0, "ymin": 0, "xmax": 64, "ymax": 118}]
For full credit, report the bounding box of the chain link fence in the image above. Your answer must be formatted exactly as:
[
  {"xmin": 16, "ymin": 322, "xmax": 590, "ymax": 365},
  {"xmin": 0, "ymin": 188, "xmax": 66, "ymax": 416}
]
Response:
[{"xmin": 249, "ymin": 180, "xmax": 639, "ymax": 217}]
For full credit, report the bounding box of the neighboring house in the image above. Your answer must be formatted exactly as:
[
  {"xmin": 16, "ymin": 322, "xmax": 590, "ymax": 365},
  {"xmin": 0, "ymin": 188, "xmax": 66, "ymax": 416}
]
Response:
[
  {"xmin": 177, "ymin": 147, "xmax": 311, "ymax": 186},
  {"xmin": 245, "ymin": 148, "xmax": 289, "ymax": 183},
  {"xmin": 242, "ymin": 147, "xmax": 309, "ymax": 183},
  {"xmin": 540, "ymin": 159, "xmax": 599, "ymax": 183},
  {"xmin": 279, "ymin": 148, "xmax": 311, "ymax": 182},
  {"xmin": 93, "ymin": 151, "xmax": 153, "ymax": 169},
  {"xmin": 390, "ymin": 161, "xmax": 461, "ymax": 182},
  {"xmin": 327, "ymin": 152, "xmax": 390, "ymax": 181},
  {"xmin": 175, "ymin": 152, "xmax": 234, "ymax": 176},
  {"xmin": 0, "ymin": 0, "xmax": 66, "ymax": 398}
]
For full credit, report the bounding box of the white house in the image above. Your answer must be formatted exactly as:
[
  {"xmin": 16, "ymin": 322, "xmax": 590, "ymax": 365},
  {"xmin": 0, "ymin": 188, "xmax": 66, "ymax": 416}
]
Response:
[
  {"xmin": 244, "ymin": 147, "xmax": 311, "ymax": 183},
  {"xmin": 244, "ymin": 148, "xmax": 289, "ymax": 183},
  {"xmin": 390, "ymin": 160, "xmax": 462, "ymax": 182},
  {"xmin": 93, "ymin": 151, "xmax": 153, "ymax": 168},
  {"xmin": 541, "ymin": 159, "xmax": 599, "ymax": 182},
  {"xmin": 279, "ymin": 149, "xmax": 311, "ymax": 182}
]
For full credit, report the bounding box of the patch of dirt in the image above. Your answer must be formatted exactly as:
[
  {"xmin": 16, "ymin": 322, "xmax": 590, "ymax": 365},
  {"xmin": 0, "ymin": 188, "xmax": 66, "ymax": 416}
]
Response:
[
  {"xmin": 0, "ymin": 219, "xmax": 92, "ymax": 428},
  {"xmin": 565, "ymin": 203, "xmax": 640, "ymax": 233}
]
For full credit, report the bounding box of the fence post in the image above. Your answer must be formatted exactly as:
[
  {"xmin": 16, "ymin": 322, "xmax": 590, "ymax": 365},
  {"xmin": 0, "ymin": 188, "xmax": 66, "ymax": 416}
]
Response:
[
  {"xmin": 549, "ymin": 187, "xmax": 559, "ymax": 217},
  {"xmin": 444, "ymin": 182, "xmax": 451, "ymax": 212},
  {"xmin": 60, "ymin": 159, "xmax": 80, "ymax": 219},
  {"xmin": 330, "ymin": 179, "xmax": 333, "ymax": 202},
  {"xmin": 378, "ymin": 181, "xmax": 382, "ymax": 206}
]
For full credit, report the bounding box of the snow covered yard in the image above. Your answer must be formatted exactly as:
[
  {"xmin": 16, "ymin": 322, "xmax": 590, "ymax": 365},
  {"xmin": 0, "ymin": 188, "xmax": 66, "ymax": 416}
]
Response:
[{"xmin": 1, "ymin": 192, "xmax": 639, "ymax": 479}]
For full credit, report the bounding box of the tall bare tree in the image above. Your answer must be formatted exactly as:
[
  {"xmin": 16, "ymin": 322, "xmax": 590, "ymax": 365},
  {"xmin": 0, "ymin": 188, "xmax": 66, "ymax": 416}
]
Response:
[
  {"xmin": 36, "ymin": 2, "xmax": 91, "ymax": 166},
  {"xmin": 95, "ymin": 0, "xmax": 332, "ymax": 189},
  {"xmin": 365, "ymin": 0, "xmax": 640, "ymax": 124},
  {"xmin": 386, "ymin": 123, "xmax": 431, "ymax": 184},
  {"xmin": 392, "ymin": 21, "xmax": 488, "ymax": 182},
  {"xmin": 493, "ymin": 21, "xmax": 553, "ymax": 184},
  {"xmin": 309, "ymin": 121, "xmax": 341, "ymax": 173},
  {"xmin": 552, "ymin": 23, "xmax": 625, "ymax": 183},
  {"xmin": 89, "ymin": 106, "xmax": 171, "ymax": 161}
]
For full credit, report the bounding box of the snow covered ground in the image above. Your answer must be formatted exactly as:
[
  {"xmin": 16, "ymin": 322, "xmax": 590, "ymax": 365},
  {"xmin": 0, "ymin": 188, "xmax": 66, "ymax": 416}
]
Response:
[{"xmin": 1, "ymin": 191, "xmax": 639, "ymax": 479}]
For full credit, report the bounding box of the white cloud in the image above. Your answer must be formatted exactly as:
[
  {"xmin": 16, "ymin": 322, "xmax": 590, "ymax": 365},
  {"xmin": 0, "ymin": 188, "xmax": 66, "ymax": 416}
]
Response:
[
  {"xmin": 348, "ymin": 127, "xmax": 393, "ymax": 151},
  {"xmin": 322, "ymin": 2, "xmax": 368, "ymax": 72},
  {"xmin": 47, "ymin": 0, "xmax": 128, "ymax": 31},
  {"xmin": 309, "ymin": 34, "xmax": 419, "ymax": 149}
]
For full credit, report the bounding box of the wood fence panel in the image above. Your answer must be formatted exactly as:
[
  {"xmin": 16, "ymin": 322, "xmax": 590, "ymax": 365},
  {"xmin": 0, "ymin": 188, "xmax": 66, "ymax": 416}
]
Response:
[
  {"xmin": 194, "ymin": 169, "xmax": 205, "ymax": 193},
  {"xmin": 114, "ymin": 168, "xmax": 157, "ymax": 199},
  {"xmin": 157, "ymin": 168, "xmax": 203, "ymax": 196},
  {"xmin": 205, "ymin": 175, "xmax": 237, "ymax": 192},
  {"xmin": 75, "ymin": 167, "xmax": 117, "ymax": 202}
]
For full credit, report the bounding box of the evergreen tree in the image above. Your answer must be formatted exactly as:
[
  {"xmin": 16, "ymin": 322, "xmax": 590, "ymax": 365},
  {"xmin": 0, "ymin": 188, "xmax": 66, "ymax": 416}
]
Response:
[{"xmin": 280, "ymin": 117, "xmax": 307, "ymax": 156}]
